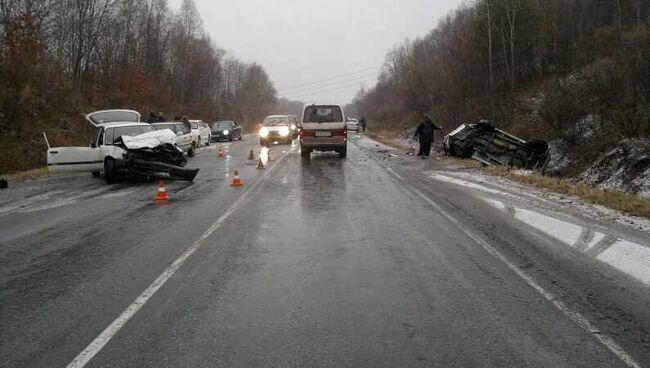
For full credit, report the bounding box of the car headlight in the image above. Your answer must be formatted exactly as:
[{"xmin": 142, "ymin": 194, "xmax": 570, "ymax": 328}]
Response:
[
  {"xmin": 223, "ymin": 129, "xmax": 229, "ymax": 135},
  {"xmin": 259, "ymin": 127, "xmax": 269, "ymax": 138},
  {"xmin": 290, "ymin": 124, "xmax": 297, "ymax": 130},
  {"xmin": 279, "ymin": 127, "xmax": 290, "ymax": 137}
]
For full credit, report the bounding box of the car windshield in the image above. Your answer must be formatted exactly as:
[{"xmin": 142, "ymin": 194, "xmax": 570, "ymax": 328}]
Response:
[
  {"xmin": 303, "ymin": 106, "xmax": 343, "ymax": 123},
  {"xmin": 262, "ymin": 117, "xmax": 288, "ymax": 126},
  {"xmin": 106, "ymin": 125, "xmax": 155, "ymax": 144},
  {"xmin": 213, "ymin": 122, "xmax": 233, "ymax": 131},
  {"xmin": 191, "ymin": 122, "xmax": 199, "ymax": 129}
]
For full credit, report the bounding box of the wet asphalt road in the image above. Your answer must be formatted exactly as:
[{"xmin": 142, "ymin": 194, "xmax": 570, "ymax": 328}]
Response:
[{"xmin": 1, "ymin": 134, "xmax": 649, "ymax": 367}]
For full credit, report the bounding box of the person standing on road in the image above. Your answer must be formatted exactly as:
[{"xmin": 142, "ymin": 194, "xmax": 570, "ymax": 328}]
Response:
[
  {"xmin": 414, "ymin": 114, "xmax": 441, "ymax": 158},
  {"xmin": 359, "ymin": 116, "xmax": 367, "ymax": 132}
]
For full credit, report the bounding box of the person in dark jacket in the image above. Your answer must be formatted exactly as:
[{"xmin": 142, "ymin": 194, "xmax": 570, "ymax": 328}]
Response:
[
  {"xmin": 146, "ymin": 112, "xmax": 158, "ymax": 124},
  {"xmin": 359, "ymin": 116, "xmax": 367, "ymax": 132},
  {"xmin": 413, "ymin": 114, "xmax": 442, "ymax": 157}
]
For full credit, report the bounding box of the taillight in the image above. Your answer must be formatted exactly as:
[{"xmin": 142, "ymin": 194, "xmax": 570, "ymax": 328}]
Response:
[
  {"xmin": 332, "ymin": 129, "xmax": 347, "ymax": 137},
  {"xmin": 300, "ymin": 130, "xmax": 314, "ymax": 137}
]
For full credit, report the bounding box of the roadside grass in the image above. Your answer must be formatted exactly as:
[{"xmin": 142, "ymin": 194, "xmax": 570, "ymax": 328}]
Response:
[
  {"xmin": 450, "ymin": 158, "xmax": 650, "ymax": 218},
  {"xmin": 364, "ymin": 131, "xmax": 411, "ymax": 150},
  {"xmin": 3, "ymin": 167, "xmax": 48, "ymax": 183},
  {"xmin": 364, "ymin": 133, "xmax": 650, "ymax": 218}
]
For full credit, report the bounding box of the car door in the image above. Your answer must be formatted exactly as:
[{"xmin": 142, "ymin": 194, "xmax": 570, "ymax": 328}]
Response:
[
  {"xmin": 175, "ymin": 124, "xmax": 193, "ymax": 150},
  {"xmin": 47, "ymin": 128, "xmax": 103, "ymax": 173}
]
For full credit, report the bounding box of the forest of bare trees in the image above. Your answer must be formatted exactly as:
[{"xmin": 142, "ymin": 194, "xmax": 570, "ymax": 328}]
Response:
[
  {"xmin": 347, "ymin": 0, "xmax": 650, "ymax": 173},
  {"xmin": 0, "ymin": 0, "xmax": 277, "ymax": 173}
]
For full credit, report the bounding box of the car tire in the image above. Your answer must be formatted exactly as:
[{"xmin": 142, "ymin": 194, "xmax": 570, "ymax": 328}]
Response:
[
  {"xmin": 229, "ymin": 136, "xmax": 233, "ymax": 142},
  {"xmin": 188, "ymin": 144, "xmax": 195, "ymax": 157},
  {"xmin": 92, "ymin": 171, "xmax": 100, "ymax": 178},
  {"xmin": 301, "ymin": 148, "xmax": 310, "ymax": 159},
  {"xmin": 104, "ymin": 158, "xmax": 117, "ymax": 184},
  {"xmin": 339, "ymin": 146, "xmax": 347, "ymax": 158}
]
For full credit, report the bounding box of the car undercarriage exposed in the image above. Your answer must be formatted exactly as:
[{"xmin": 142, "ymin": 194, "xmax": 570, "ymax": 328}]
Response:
[{"xmin": 443, "ymin": 121, "xmax": 550, "ymax": 171}]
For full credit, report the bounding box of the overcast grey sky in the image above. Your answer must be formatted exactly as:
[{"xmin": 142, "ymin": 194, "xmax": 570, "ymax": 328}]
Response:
[{"xmin": 169, "ymin": 0, "xmax": 463, "ymax": 104}]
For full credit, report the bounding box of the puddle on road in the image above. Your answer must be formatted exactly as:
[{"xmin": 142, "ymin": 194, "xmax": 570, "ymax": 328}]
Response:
[{"xmin": 483, "ymin": 197, "xmax": 650, "ymax": 286}]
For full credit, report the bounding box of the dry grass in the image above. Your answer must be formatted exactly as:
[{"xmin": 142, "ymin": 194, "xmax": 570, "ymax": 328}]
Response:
[
  {"xmin": 4, "ymin": 167, "xmax": 49, "ymax": 183},
  {"xmin": 450, "ymin": 157, "xmax": 650, "ymax": 218}
]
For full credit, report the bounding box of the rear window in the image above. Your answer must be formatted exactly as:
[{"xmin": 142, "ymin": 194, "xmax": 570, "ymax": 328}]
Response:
[
  {"xmin": 303, "ymin": 106, "xmax": 343, "ymax": 123},
  {"xmin": 89, "ymin": 111, "xmax": 140, "ymax": 124},
  {"xmin": 191, "ymin": 122, "xmax": 198, "ymax": 129}
]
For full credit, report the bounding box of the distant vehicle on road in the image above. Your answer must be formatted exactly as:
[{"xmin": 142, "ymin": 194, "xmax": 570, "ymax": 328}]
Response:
[
  {"xmin": 259, "ymin": 115, "xmax": 294, "ymax": 146},
  {"xmin": 151, "ymin": 122, "xmax": 197, "ymax": 157},
  {"xmin": 189, "ymin": 120, "xmax": 211, "ymax": 146},
  {"xmin": 46, "ymin": 109, "xmax": 198, "ymax": 183},
  {"xmin": 211, "ymin": 120, "xmax": 243, "ymax": 142},
  {"xmin": 299, "ymin": 104, "xmax": 347, "ymax": 158},
  {"xmin": 346, "ymin": 117, "xmax": 360, "ymax": 132}
]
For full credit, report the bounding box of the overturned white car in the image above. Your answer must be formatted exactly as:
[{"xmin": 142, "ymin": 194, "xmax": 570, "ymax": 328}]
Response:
[{"xmin": 45, "ymin": 109, "xmax": 199, "ymax": 183}]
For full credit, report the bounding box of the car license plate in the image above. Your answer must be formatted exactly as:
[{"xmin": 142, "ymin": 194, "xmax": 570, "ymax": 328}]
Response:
[{"xmin": 315, "ymin": 131, "xmax": 331, "ymax": 137}]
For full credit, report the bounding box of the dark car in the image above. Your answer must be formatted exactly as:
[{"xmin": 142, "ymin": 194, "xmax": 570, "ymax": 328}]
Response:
[
  {"xmin": 211, "ymin": 121, "xmax": 243, "ymax": 142},
  {"xmin": 443, "ymin": 120, "xmax": 550, "ymax": 170}
]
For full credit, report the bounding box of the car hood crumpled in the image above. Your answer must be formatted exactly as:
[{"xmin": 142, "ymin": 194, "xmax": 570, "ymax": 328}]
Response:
[{"xmin": 120, "ymin": 129, "xmax": 176, "ymax": 149}]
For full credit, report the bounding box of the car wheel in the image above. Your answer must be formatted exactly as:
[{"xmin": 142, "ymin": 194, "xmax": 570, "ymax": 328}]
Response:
[
  {"xmin": 339, "ymin": 146, "xmax": 347, "ymax": 158},
  {"xmin": 239, "ymin": 133, "xmax": 243, "ymax": 140},
  {"xmin": 188, "ymin": 143, "xmax": 195, "ymax": 157},
  {"xmin": 104, "ymin": 158, "xmax": 117, "ymax": 184},
  {"xmin": 92, "ymin": 171, "xmax": 100, "ymax": 178},
  {"xmin": 301, "ymin": 148, "xmax": 310, "ymax": 159}
]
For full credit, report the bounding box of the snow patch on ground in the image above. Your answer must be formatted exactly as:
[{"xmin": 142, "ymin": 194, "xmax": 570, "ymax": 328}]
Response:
[
  {"xmin": 581, "ymin": 139, "xmax": 650, "ymax": 198},
  {"xmin": 441, "ymin": 169, "xmax": 650, "ymax": 232}
]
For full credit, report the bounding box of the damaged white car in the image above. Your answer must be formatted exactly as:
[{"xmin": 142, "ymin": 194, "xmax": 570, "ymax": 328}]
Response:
[{"xmin": 45, "ymin": 109, "xmax": 200, "ymax": 183}]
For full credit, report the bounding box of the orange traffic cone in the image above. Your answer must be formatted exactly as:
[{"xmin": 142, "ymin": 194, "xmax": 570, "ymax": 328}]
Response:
[
  {"xmin": 231, "ymin": 170, "xmax": 243, "ymax": 187},
  {"xmin": 256, "ymin": 157, "xmax": 265, "ymax": 170},
  {"xmin": 155, "ymin": 180, "xmax": 170, "ymax": 202},
  {"xmin": 217, "ymin": 145, "xmax": 225, "ymax": 158},
  {"xmin": 248, "ymin": 149, "xmax": 255, "ymax": 160}
]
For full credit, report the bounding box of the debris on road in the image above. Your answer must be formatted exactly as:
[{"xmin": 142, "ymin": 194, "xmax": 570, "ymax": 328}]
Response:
[{"xmin": 443, "ymin": 120, "xmax": 550, "ymax": 170}]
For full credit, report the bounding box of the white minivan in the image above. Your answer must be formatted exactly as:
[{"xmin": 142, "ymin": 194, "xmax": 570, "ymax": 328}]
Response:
[{"xmin": 299, "ymin": 104, "xmax": 347, "ymax": 158}]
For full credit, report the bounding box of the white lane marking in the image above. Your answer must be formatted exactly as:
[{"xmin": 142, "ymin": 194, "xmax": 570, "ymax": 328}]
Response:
[
  {"xmin": 585, "ymin": 232, "xmax": 606, "ymax": 252},
  {"xmin": 66, "ymin": 155, "xmax": 287, "ymax": 368},
  {"xmin": 598, "ymin": 240, "xmax": 650, "ymax": 286},
  {"xmin": 385, "ymin": 166, "xmax": 642, "ymax": 368},
  {"xmin": 429, "ymin": 172, "xmax": 510, "ymax": 196}
]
